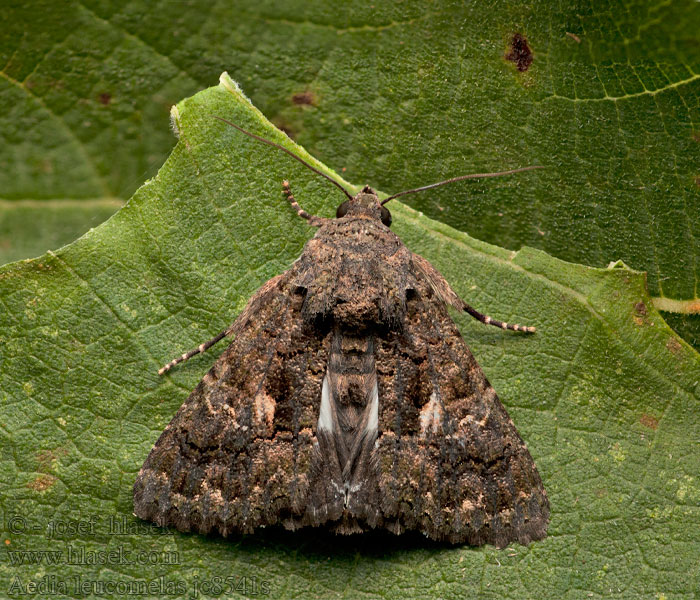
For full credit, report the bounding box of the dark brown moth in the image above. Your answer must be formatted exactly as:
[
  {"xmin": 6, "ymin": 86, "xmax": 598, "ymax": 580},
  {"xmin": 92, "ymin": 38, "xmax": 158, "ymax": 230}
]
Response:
[{"xmin": 133, "ymin": 119, "xmax": 549, "ymax": 547}]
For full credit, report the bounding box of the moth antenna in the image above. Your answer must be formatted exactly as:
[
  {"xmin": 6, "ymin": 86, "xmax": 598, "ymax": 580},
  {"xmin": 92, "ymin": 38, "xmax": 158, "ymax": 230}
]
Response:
[
  {"xmin": 462, "ymin": 302, "xmax": 536, "ymax": 333},
  {"xmin": 282, "ymin": 180, "xmax": 327, "ymax": 227},
  {"xmin": 158, "ymin": 329, "xmax": 229, "ymax": 375},
  {"xmin": 214, "ymin": 116, "xmax": 354, "ymax": 200},
  {"xmin": 380, "ymin": 165, "xmax": 543, "ymax": 205}
]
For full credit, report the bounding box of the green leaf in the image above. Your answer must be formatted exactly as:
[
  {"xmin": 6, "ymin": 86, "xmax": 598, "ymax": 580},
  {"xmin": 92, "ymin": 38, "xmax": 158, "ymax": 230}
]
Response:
[
  {"xmin": 3, "ymin": 2, "xmax": 698, "ymax": 341},
  {"xmin": 1, "ymin": 77, "xmax": 699, "ymax": 599},
  {"xmin": 0, "ymin": 200, "xmax": 122, "ymax": 265}
]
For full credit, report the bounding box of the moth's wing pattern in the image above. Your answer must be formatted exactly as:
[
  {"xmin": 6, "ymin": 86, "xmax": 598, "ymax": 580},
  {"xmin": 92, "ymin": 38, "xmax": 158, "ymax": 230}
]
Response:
[
  {"xmin": 133, "ymin": 273, "xmax": 331, "ymax": 535},
  {"xmin": 374, "ymin": 258, "xmax": 549, "ymax": 547}
]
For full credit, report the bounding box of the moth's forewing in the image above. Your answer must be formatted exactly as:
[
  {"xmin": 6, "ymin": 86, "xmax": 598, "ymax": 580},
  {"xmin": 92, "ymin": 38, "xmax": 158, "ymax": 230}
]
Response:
[{"xmin": 135, "ymin": 206, "xmax": 548, "ymax": 546}]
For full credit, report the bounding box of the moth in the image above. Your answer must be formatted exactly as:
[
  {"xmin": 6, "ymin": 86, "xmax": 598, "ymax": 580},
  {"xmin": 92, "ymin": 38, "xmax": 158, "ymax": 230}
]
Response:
[{"xmin": 133, "ymin": 118, "xmax": 550, "ymax": 547}]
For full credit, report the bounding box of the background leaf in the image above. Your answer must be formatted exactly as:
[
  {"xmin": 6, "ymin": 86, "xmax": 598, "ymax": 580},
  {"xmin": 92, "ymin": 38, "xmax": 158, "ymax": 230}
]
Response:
[
  {"xmin": 1, "ymin": 77, "xmax": 699, "ymax": 599},
  {"xmin": 2, "ymin": 0, "xmax": 699, "ymax": 347}
]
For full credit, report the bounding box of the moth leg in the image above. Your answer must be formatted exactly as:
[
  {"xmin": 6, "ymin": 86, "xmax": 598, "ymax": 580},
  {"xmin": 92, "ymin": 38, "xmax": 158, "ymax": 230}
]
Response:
[
  {"xmin": 411, "ymin": 253, "xmax": 536, "ymax": 333},
  {"xmin": 282, "ymin": 180, "xmax": 328, "ymax": 227},
  {"xmin": 462, "ymin": 302, "xmax": 536, "ymax": 333},
  {"xmin": 158, "ymin": 329, "xmax": 229, "ymax": 375}
]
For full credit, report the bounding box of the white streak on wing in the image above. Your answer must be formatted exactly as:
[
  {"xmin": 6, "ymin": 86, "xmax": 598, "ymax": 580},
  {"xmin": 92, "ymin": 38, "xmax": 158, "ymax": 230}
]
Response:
[
  {"xmin": 364, "ymin": 379, "xmax": 379, "ymax": 436},
  {"xmin": 317, "ymin": 374, "xmax": 333, "ymax": 432},
  {"xmin": 419, "ymin": 391, "xmax": 442, "ymax": 434}
]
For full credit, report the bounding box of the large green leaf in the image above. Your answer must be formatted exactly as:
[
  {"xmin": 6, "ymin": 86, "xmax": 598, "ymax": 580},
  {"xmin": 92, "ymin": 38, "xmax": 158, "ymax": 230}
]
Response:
[
  {"xmin": 1, "ymin": 76, "xmax": 698, "ymax": 600},
  {"xmin": 0, "ymin": 200, "xmax": 122, "ymax": 265},
  {"xmin": 2, "ymin": 1, "xmax": 699, "ymax": 345}
]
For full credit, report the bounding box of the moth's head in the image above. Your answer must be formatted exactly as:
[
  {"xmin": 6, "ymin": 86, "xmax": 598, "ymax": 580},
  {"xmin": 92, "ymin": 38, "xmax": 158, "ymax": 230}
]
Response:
[{"xmin": 335, "ymin": 185, "xmax": 392, "ymax": 227}]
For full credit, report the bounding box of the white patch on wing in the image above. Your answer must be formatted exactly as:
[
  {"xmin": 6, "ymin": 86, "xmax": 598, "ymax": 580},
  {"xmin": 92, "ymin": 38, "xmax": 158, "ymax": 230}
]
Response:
[
  {"xmin": 364, "ymin": 379, "xmax": 379, "ymax": 437},
  {"xmin": 317, "ymin": 374, "xmax": 334, "ymax": 432},
  {"xmin": 254, "ymin": 390, "xmax": 276, "ymax": 429},
  {"xmin": 419, "ymin": 391, "xmax": 442, "ymax": 435}
]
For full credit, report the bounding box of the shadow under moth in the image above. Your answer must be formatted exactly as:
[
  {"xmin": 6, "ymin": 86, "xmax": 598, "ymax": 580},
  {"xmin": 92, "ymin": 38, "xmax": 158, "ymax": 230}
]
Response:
[{"xmin": 133, "ymin": 118, "xmax": 550, "ymax": 548}]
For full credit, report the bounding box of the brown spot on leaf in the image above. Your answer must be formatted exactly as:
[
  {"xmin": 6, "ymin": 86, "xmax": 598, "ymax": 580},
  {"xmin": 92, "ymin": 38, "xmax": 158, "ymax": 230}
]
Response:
[
  {"xmin": 36, "ymin": 450, "xmax": 54, "ymax": 470},
  {"xmin": 36, "ymin": 447, "xmax": 67, "ymax": 471},
  {"xmin": 595, "ymin": 488, "xmax": 607, "ymax": 498},
  {"xmin": 694, "ymin": 176, "xmax": 700, "ymax": 188},
  {"xmin": 666, "ymin": 337, "xmax": 682, "ymax": 355},
  {"xmin": 98, "ymin": 92, "xmax": 112, "ymax": 105},
  {"xmin": 505, "ymin": 33, "xmax": 533, "ymax": 72},
  {"xmin": 633, "ymin": 301, "xmax": 649, "ymax": 325},
  {"xmin": 566, "ymin": 32, "xmax": 581, "ymax": 43},
  {"xmin": 39, "ymin": 158, "xmax": 53, "ymax": 174},
  {"xmin": 693, "ymin": 131, "xmax": 700, "ymax": 143},
  {"xmin": 639, "ymin": 414, "xmax": 659, "ymax": 430},
  {"xmin": 292, "ymin": 91, "xmax": 316, "ymax": 106},
  {"xmin": 27, "ymin": 474, "xmax": 57, "ymax": 491}
]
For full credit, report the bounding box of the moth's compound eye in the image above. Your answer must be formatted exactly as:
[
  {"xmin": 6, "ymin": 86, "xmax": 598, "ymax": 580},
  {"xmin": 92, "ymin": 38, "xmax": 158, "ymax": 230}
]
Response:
[
  {"xmin": 380, "ymin": 205, "xmax": 392, "ymax": 227},
  {"xmin": 336, "ymin": 201, "xmax": 350, "ymax": 219}
]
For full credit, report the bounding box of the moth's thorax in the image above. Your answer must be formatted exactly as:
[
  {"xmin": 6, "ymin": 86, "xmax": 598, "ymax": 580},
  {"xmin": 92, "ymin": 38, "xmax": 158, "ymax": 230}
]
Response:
[{"xmin": 293, "ymin": 214, "xmax": 412, "ymax": 330}]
